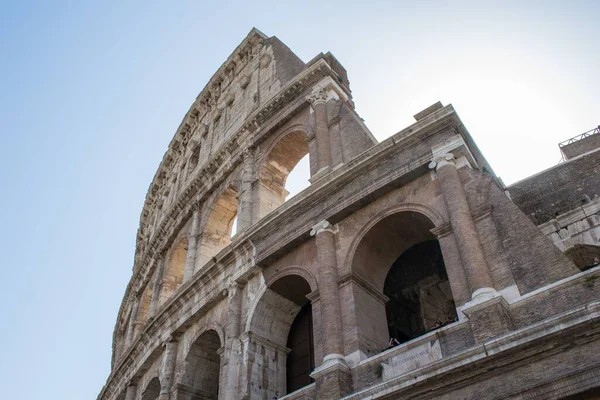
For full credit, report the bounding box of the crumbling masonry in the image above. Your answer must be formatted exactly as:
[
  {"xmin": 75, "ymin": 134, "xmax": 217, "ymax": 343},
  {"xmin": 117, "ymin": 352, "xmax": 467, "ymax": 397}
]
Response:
[{"xmin": 98, "ymin": 29, "xmax": 600, "ymax": 400}]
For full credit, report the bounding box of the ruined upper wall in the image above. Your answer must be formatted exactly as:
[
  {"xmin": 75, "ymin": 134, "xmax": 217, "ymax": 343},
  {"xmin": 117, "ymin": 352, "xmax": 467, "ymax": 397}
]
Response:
[
  {"xmin": 509, "ymin": 148, "xmax": 600, "ymax": 225},
  {"xmin": 136, "ymin": 29, "xmax": 308, "ymax": 250}
]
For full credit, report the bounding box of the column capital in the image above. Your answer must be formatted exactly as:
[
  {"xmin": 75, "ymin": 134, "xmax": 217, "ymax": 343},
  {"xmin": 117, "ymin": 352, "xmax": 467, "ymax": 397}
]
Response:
[
  {"xmin": 161, "ymin": 335, "xmax": 178, "ymax": 347},
  {"xmin": 428, "ymin": 153, "xmax": 455, "ymax": 171},
  {"xmin": 306, "ymin": 88, "xmax": 328, "ymax": 106},
  {"xmin": 310, "ymin": 219, "xmax": 335, "ymax": 236}
]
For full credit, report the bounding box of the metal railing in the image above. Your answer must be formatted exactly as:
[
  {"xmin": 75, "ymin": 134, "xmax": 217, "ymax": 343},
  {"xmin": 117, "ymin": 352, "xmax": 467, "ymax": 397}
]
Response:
[{"xmin": 559, "ymin": 126, "xmax": 600, "ymax": 148}]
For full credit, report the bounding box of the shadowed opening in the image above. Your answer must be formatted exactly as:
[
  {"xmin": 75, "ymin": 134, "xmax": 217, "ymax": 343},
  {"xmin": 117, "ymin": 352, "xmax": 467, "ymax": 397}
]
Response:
[
  {"xmin": 141, "ymin": 377, "xmax": 161, "ymax": 400},
  {"xmin": 350, "ymin": 211, "xmax": 457, "ymax": 354},
  {"xmin": 182, "ymin": 329, "xmax": 222, "ymax": 399},
  {"xmin": 247, "ymin": 274, "xmax": 315, "ymax": 397},
  {"xmin": 564, "ymin": 244, "xmax": 600, "ymax": 271}
]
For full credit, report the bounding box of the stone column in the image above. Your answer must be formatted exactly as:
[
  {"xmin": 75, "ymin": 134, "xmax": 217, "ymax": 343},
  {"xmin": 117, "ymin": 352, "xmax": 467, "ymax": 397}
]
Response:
[
  {"xmin": 158, "ymin": 338, "xmax": 178, "ymax": 400},
  {"xmin": 310, "ymin": 220, "xmax": 344, "ymax": 359},
  {"xmin": 429, "ymin": 154, "xmax": 513, "ymax": 342},
  {"xmin": 429, "ymin": 153, "xmax": 494, "ymax": 299},
  {"xmin": 237, "ymin": 149, "xmax": 255, "ymax": 231},
  {"xmin": 307, "ymin": 89, "xmax": 332, "ymax": 176},
  {"xmin": 183, "ymin": 207, "xmax": 201, "ymax": 282},
  {"xmin": 225, "ymin": 283, "xmax": 243, "ymax": 400},
  {"xmin": 124, "ymin": 383, "xmax": 137, "ymax": 400},
  {"xmin": 310, "ymin": 220, "xmax": 351, "ymax": 399},
  {"xmin": 149, "ymin": 255, "xmax": 166, "ymax": 318}
]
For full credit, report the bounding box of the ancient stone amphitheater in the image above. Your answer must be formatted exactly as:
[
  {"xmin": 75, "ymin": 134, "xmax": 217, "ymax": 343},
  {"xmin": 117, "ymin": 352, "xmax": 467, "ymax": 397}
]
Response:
[{"xmin": 98, "ymin": 29, "xmax": 600, "ymax": 400}]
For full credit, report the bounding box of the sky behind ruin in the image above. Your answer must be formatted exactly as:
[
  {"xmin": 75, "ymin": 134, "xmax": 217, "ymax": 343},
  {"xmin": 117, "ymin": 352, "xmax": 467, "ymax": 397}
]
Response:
[{"xmin": 1, "ymin": 1, "xmax": 599, "ymax": 399}]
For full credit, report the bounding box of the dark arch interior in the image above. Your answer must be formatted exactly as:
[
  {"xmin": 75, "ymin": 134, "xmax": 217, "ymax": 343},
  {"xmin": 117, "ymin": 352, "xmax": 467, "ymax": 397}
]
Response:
[
  {"xmin": 182, "ymin": 329, "xmax": 221, "ymax": 399},
  {"xmin": 141, "ymin": 377, "xmax": 161, "ymax": 400},
  {"xmin": 384, "ymin": 240, "xmax": 457, "ymax": 345},
  {"xmin": 564, "ymin": 244, "xmax": 600, "ymax": 271},
  {"xmin": 286, "ymin": 303, "xmax": 314, "ymax": 394},
  {"xmin": 267, "ymin": 274, "xmax": 315, "ymax": 395}
]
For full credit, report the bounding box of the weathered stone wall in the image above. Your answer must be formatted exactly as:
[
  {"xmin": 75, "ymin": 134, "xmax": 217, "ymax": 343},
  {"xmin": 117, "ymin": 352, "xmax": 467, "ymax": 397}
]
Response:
[{"xmin": 98, "ymin": 30, "xmax": 600, "ymax": 400}]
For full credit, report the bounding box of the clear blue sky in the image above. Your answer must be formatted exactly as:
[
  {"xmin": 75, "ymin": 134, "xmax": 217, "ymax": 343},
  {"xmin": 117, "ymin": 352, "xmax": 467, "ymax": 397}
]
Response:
[{"xmin": 1, "ymin": 1, "xmax": 598, "ymax": 399}]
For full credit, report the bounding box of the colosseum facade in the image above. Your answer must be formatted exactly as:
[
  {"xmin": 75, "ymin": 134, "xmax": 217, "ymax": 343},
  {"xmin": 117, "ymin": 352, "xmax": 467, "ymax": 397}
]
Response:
[{"xmin": 97, "ymin": 28, "xmax": 600, "ymax": 400}]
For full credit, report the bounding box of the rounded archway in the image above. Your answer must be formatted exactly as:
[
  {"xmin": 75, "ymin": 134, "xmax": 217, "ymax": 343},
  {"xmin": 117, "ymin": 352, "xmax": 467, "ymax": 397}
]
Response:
[
  {"xmin": 257, "ymin": 130, "xmax": 309, "ymax": 219},
  {"xmin": 181, "ymin": 329, "xmax": 222, "ymax": 399},
  {"xmin": 141, "ymin": 377, "xmax": 161, "ymax": 400},
  {"xmin": 197, "ymin": 186, "xmax": 239, "ymax": 268},
  {"xmin": 159, "ymin": 237, "xmax": 188, "ymax": 306},
  {"xmin": 349, "ymin": 210, "xmax": 457, "ymax": 353},
  {"xmin": 246, "ymin": 273, "xmax": 316, "ymax": 397},
  {"xmin": 564, "ymin": 244, "xmax": 600, "ymax": 271}
]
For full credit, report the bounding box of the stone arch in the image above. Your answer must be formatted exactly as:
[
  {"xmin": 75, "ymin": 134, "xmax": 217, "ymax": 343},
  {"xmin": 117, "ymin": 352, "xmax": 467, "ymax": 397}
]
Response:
[
  {"xmin": 564, "ymin": 244, "xmax": 600, "ymax": 271},
  {"xmin": 245, "ymin": 273, "xmax": 316, "ymax": 397},
  {"xmin": 346, "ymin": 208, "xmax": 458, "ymax": 354},
  {"xmin": 344, "ymin": 203, "xmax": 445, "ymax": 276},
  {"xmin": 257, "ymin": 125, "xmax": 310, "ymax": 219},
  {"xmin": 180, "ymin": 329, "xmax": 223, "ymax": 400},
  {"xmin": 197, "ymin": 185, "xmax": 240, "ymax": 268},
  {"xmin": 187, "ymin": 322, "xmax": 226, "ymax": 355},
  {"xmin": 266, "ymin": 266, "xmax": 319, "ymax": 293},
  {"xmin": 135, "ymin": 283, "xmax": 154, "ymax": 337},
  {"xmin": 141, "ymin": 376, "xmax": 161, "ymax": 400},
  {"xmin": 159, "ymin": 236, "xmax": 188, "ymax": 306}
]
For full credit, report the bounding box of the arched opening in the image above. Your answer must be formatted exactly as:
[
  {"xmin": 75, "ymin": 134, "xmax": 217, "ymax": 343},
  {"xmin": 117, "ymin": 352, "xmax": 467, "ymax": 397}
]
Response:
[
  {"xmin": 350, "ymin": 211, "xmax": 457, "ymax": 354},
  {"xmin": 141, "ymin": 377, "xmax": 161, "ymax": 400},
  {"xmin": 159, "ymin": 237, "xmax": 188, "ymax": 306},
  {"xmin": 384, "ymin": 240, "xmax": 456, "ymax": 344},
  {"xmin": 246, "ymin": 274, "xmax": 316, "ymax": 397},
  {"xmin": 286, "ymin": 302, "xmax": 314, "ymax": 393},
  {"xmin": 181, "ymin": 330, "xmax": 222, "ymax": 399},
  {"xmin": 258, "ymin": 130, "xmax": 309, "ymax": 219},
  {"xmin": 197, "ymin": 186, "xmax": 239, "ymax": 268},
  {"xmin": 135, "ymin": 283, "xmax": 153, "ymax": 337},
  {"xmin": 564, "ymin": 244, "xmax": 600, "ymax": 271}
]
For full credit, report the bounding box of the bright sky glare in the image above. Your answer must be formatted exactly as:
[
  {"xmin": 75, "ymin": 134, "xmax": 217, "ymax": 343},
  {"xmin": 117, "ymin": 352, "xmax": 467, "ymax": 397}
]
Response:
[{"xmin": 0, "ymin": 1, "xmax": 598, "ymax": 399}]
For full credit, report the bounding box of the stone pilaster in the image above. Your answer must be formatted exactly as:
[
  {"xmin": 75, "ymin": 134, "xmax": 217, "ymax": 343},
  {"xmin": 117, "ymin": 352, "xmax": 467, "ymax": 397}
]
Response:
[
  {"xmin": 225, "ymin": 283, "xmax": 243, "ymax": 400},
  {"xmin": 307, "ymin": 89, "xmax": 332, "ymax": 177},
  {"xmin": 310, "ymin": 220, "xmax": 351, "ymax": 398},
  {"xmin": 429, "ymin": 153, "xmax": 494, "ymax": 299},
  {"xmin": 237, "ymin": 148, "xmax": 255, "ymax": 232},
  {"xmin": 183, "ymin": 207, "xmax": 200, "ymax": 282},
  {"xmin": 124, "ymin": 383, "xmax": 137, "ymax": 400},
  {"xmin": 158, "ymin": 338, "xmax": 178, "ymax": 400},
  {"xmin": 126, "ymin": 297, "xmax": 140, "ymax": 346},
  {"xmin": 149, "ymin": 255, "xmax": 166, "ymax": 318}
]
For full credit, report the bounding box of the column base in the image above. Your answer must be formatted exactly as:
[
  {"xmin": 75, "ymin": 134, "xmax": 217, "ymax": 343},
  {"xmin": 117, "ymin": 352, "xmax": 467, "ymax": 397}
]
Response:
[
  {"xmin": 311, "ymin": 355, "xmax": 352, "ymax": 399},
  {"xmin": 462, "ymin": 288, "xmax": 514, "ymax": 343}
]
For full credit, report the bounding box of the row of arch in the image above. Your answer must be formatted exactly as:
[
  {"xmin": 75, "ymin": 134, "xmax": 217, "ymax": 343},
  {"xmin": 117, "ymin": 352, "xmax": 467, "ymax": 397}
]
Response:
[
  {"xmin": 125, "ymin": 207, "xmax": 460, "ymax": 399},
  {"xmin": 123, "ymin": 127, "xmax": 312, "ymax": 355},
  {"xmin": 121, "ymin": 204, "xmax": 594, "ymax": 399}
]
